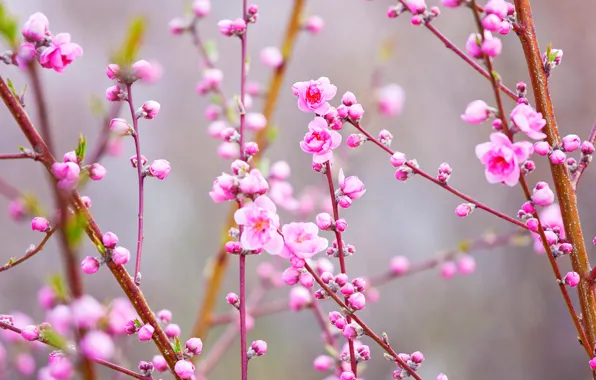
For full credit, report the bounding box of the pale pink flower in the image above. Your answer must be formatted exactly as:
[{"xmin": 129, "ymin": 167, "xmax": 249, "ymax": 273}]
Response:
[
  {"xmin": 475, "ymin": 132, "xmax": 533, "ymax": 186},
  {"xmin": 238, "ymin": 169, "xmax": 269, "ymax": 196},
  {"xmin": 39, "ymin": 33, "xmax": 83, "ymax": 73},
  {"xmin": 31, "ymin": 217, "xmax": 50, "ymax": 232},
  {"xmin": 15, "ymin": 42, "xmax": 37, "ymax": 69},
  {"xmin": 234, "ymin": 196, "xmax": 283, "ymax": 254},
  {"xmin": 289, "ymin": 286, "xmax": 312, "ymax": 311},
  {"xmin": 300, "ymin": 117, "xmax": 342, "ymax": 163},
  {"xmin": 510, "ymin": 103, "xmax": 547, "ymax": 140},
  {"xmin": 269, "ymin": 181, "xmax": 299, "ymax": 211},
  {"xmin": 22, "ymin": 13, "xmax": 49, "ymax": 42},
  {"xmin": 260, "ymin": 47, "xmax": 283, "ymax": 68},
  {"xmin": 107, "ymin": 298, "xmax": 137, "ymax": 335},
  {"xmin": 80, "ymin": 331, "xmax": 114, "ymax": 361},
  {"xmin": 46, "ymin": 305, "xmax": 71, "ymax": 335},
  {"xmin": 313, "ymin": 355, "xmax": 334, "ymax": 371},
  {"xmin": 192, "ymin": 0, "xmax": 211, "ymax": 17},
  {"xmin": 246, "ymin": 113, "xmax": 267, "ymax": 131},
  {"xmin": 148, "ymin": 159, "xmax": 171, "ymax": 180},
  {"xmin": 338, "ymin": 169, "xmax": 366, "ymax": 200},
  {"xmin": 292, "ymin": 77, "xmax": 337, "ymax": 115},
  {"xmin": 175, "ymin": 360, "xmax": 195, "ymax": 379},
  {"xmin": 376, "ymin": 84, "xmax": 404, "ymax": 117},
  {"xmin": 71, "ymin": 295, "xmax": 105, "ymax": 329},
  {"xmin": 138, "ymin": 324, "xmax": 154, "ymax": 341},
  {"xmin": 209, "ymin": 173, "xmax": 238, "ymax": 202},
  {"xmin": 305, "ymin": 15, "xmax": 324, "ymax": 34},
  {"xmin": 282, "ymin": 222, "xmax": 328, "ymax": 259},
  {"xmin": 461, "ymin": 100, "xmax": 492, "ymax": 124},
  {"xmin": 217, "ymin": 142, "xmax": 240, "ymax": 159}
]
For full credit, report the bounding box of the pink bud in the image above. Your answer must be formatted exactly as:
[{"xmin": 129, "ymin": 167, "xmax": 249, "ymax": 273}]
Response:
[
  {"xmin": 80, "ymin": 331, "xmax": 114, "ymax": 361},
  {"xmin": 185, "ymin": 337, "xmax": 203, "ymax": 356},
  {"xmin": 342, "ymin": 324, "xmax": 359, "ymax": 340},
  {"xmin": 245, "ymin": 142, "xmax": 259, "ymax": 156},
  {"xmin": 299, "ymin": 272, "xmax": 315, "ymax": 288},
  {"xmin": 352, "ymin": 277, "xmax": 366, "ymax": 292},
  {"xmin": 346, "ymin": 134, "xmax": 366, "ymax": 148},
  {"xmin": 305, "ymin": 15, "xmax": 324, "ymax": 34},
  {"xmin": 141, "ymin": 101, "xmax": 160, "ymax": 119},
  {"xmin": 132, "ymin": 60, "xmax": 153, "ymax": 81},
  {"xmin": 105, "ymin": 86, "xmax": 121, "ymax": 101},
  {"xmin": 203, "ymin": 68, "xmax": 223, "ymax": 88},
  {"xmin": 102, "ymin": 232, "xmax": 119, "ymax": 249},
  {"xmin": 260, "ymin": 47, "xmax": 283, "ymax": 68},
  {"xmin": 456, "ymin": 255, "xmax": 476, "ymax": 275},
  {"xmin": 335, "ymin": 218, "xmax": 347, "ymax": 232},
  {"xmin": 582, "ymin": 141, "xmax": 595, "ymax": 155},
  {"xmin": 148, "ymin": 159, "xmax": 171, "ymax": 180},
  {"xmin": 437, "ymin": 374, "xmax": 449, "ymax": 380},
  {"xmin": 289, "ymin": 286, "xmax": 311, "ymax": 311},
  {"xmin": 562, "ymin": 134, "xmax": 581, "ymax": 152},
  {"xmin": 169, "ymin": 18, "xmax": 186, "ymax": 35},
  {"xmin": 106, "ymin": 64, "xmax": 120, "ymax": 80},
  {"xmin": 246, "ymin": 112, "xmax": 267, "ymax": 131},
  {"xmin": 165, "ymin": 323, "xmax": 181, "ymax": 338},
  {"xmin": 559, "ymin": 243, "xmax": 573, "ymax": 255},
  {"xmin": 564, "ymin": 271, "xmax": 580, "ymax": 287},
  {"xmin": 38, "ymin": 286, "xmax": 56, "ymax": 310},
  {"xmin": 590, "ymin": 357, "xmax": 596, "ymax": 370},
  {"xmin": 152, "ymin": 355, "xmax": 168, "ymax": 372},
  {"xmin": 342, "ymin": 91, "xmax": 357, "ymax": 106},
  {"xmin": 533, "ymin": 141, "xmax": 550, "ymax": 156},
  {"xmin": 88, "ymin": 163, "xmax": 106, "ymax": 181},
  {"xmin": 81, "ymin": 256, "xmax": 100, "ymax": 274},
  {"xmin": 31, "ymin": 217, "xmax": 50, "ymax": 232},
  {"xmin": 112, "ymin": 246, "xmax": 130, "ymax": 265},
  {"xmin": 174, "ymin": 360, "xmax": 195, "ymax": 379},
  {"xmin": 390, "ymin": 256, "xmax": 410, "ymax": 275},
  {"xmin": 455, "ymin": 203, "xmax": 474, "ymax": 217},
  {"xmin": 549, "ymin": 149, "xmax": 566, "ymax": 165},
  {"xmin": 461, "ymin": 100, "xmax": 490, "ymax": 124},
  {"xmin": 156, "ymin": 309, "xmax": 172, "ymax": 323},
  {"xmin": 347, "ymin": 104, "xmax": 364, "ymax": 121},
  {"xmin": 20, "ymin": 325, "xmax": 40, "ymax": 341},
  {"xmin": 481, "ymin": 37, "xmax": 502, "ymax": 57},
  {"xmin": 411, "ymin": 351, "xmax": 425, "ymax": 364},
  {"xmin": 249, "ymin": 340, "xmax": 268, "ymax": 357},
  {"xmin": 313, "ymin": 213, "xmax": 332, "ymax": 230},
  {"xmin": 465, "ymin": 33, "xmax": 483, "ymax": 58},
  {"xmin": 532, "ymin": 185, "xmax": 555, "ymax": 207},
  {"xmin": 391, "ymin": 152, "xmax": 407, "ymax": 167},
  {"xmin": 482, "ymin": 13, "xmax": 501, "ymax": 32},
  {"xmin": 348, "ymin": 292, "xmax": 365, "ymax": 310},
  {"xmin": 192, "ymin": 0, "xmax": 211, "ymax": 17},
  {"xmin": 138, "ymin": 324, "xmax": 155, "ymax": 341},
  {"xmin": 226, "ymin": 292, "xmax": 240, "ymax": 306},
  {"xmin": 110, "ymin": 118, "xmax": 132, "ymax": 136},
  {"xmin": 313, "ymin": 355, "xmax": 334, "ymax": 372},
  {"xmin": 217, "ymin": 19, "xmax": 234, "ymax": 36},
  {"xmin": 22, "ymin": 13, "xmax": 49, "ymax": 42},
  {"xmin": 440, "ymin": 261, "xmax": 457, "ymax": 279}
]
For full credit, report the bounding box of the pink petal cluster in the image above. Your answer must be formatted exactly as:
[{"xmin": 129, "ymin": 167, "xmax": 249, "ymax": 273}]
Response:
[
  {"xmin": 292, "ymin": 77, "xmax": 337, "ymax": 115},
  {"xmin": 465, "ymin": 31, "xmax": 502, "ymax": 59},
  {"xmin": 337, "ymin": 169, "xmax": 366, "ymax": 208},
  {"xmin": 51, "ymin": 161, "xmax": 80, "ymax": 190},
  {"xmin": 281, "ymin": 222, "xmax": 328, "ymax": 259},
  {"xmin": 475, "ymin": 132, "xmax": 533, "ymax": 186},
  {"xmin": 461, "ymin": 100, "xmax": 492, "ymax": 124},
  {"xmin": 300, "ymin": 117, "xmax": 342, "ymax": 163},
  {"xmin": 148, "ymin": 159, "xmax": 171, "ymax": 180},
  {"xmin": 375, "ymin": 84, "xmax": 404, "ymax": 117},
  {"xmin": 510, "ymin": 103, "xmax": 547, "ymax": 140},
  {"xmin": 234, "ymin": 196, "xmax": 283, "ymax": 254},
  {"xmin": 80, "ymin": 331, "xmax": 114, "ymax": 361},
  {"xmin": 260, "ymin": 47, "xmax": 283, "ymax": 68},
  {"xmin": 39, "ymin": 33, "xmax": 83, "ymax": 73},
  {"xmin": 532, "ymin": 204, "xmax": 565, "ymax": 253},
  {"xmin": 22, "ymin": 13, "xmax": 49, "ymax": 42}
]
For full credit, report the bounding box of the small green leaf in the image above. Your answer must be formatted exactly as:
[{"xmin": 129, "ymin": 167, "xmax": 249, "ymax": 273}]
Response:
[
  {"xmin": 65, "ymin": 211, "xmax": 87, "ymax": 248},
  {"xmin": 7, "ymin": 257, "xmax": 15, "ymax": 265},
  {"xmin": 0, "ymin": 3, "xmax": 18, "ymax": 48},
  {"xmin": 6, "ymin": 78, "xmax": 18, "ymax": 99},
  {"xmin": 174, "ymin": 336, "xmax": 182, "ymax": 353},
  {"xmin": 133, "ymin": 318, "xmax": 143, "ymax": 328},
  {"xmin": 111, "ymin": 17, "xmax": 147, "ymax": 66},
  {"xmin": 43, "ymin": 329, "xmax": 67, "ymax": 349},
  {"xmin": 75, "ymin": 134, "xmax": 87, "ymax": 162},
  {"xmin": 96, "ymin": 244, "xmax": 106, "ymax": 255},
  {"xmin": 458, "ymin": 239, "xmax": 471, "ymax": 253},
  {"xmin": 266, "ymin": 125, "xmax": 279, "ymax": 144},
  {"xmin": 49, "ymin": 274, "xmax": 68, "ymax": 301}
]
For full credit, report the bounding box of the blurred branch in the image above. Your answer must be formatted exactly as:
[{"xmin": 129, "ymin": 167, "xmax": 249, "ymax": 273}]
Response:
[
  {"xmin": 0, "ymin": 228, "xmax": 56, "ymax": 272},
  {"xmin": 571, "ymin": 120, "xmax": 596, "ymax": 190}
]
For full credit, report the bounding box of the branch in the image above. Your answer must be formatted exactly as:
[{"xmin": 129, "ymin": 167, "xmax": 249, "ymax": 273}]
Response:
[{"xmin": 0, "ymin": 229, "xmax": 56, "ymax": 272}]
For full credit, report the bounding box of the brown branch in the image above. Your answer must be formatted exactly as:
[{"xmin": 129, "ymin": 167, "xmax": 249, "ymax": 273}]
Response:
[
  {"xmin": 515, "ymin": 0, "xmax": 596, "ymax": 354},
  {"xmin": 0, "ymin": 229, "xmax": 56, "ymax": 272}
]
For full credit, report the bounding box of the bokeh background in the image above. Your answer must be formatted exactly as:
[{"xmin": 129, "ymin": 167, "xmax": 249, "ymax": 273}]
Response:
[{"xmin": 2, "ymin": 1, "xmax": 596, "ymax": 379}]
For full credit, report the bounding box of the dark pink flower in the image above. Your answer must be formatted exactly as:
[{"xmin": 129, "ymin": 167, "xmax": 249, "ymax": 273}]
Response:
[
  {"xmin": 475, "ymin": 132, "xmax": 532, "ymax": 186},
  {"xmin": 510, "ymin": 103, "xmax": 546, "ymax": 140},
  {"xmin": 281, "ymin": 222, "xmax": 328, "ymax": 259},
  {"xmin": 39, "ymin": 33, "xmax": 83, "ymax": 73},
  {"xmin": 292, "ymin": 77, "xmax": 337, "ymax": 115},
  {"xmin": 300, "ymin": 117, "xmax": 342, "ymax": 163}
]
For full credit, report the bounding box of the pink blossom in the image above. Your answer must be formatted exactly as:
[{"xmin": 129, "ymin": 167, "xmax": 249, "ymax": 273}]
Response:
[
  {"xmin": 461, "ymin": 100, "xmax": 492, "ymax": 124},
  {"xmin": 192, "ymin": 0, "xmax": 211, "ymax": 17},
  {"xmin": 313, "ymin": 355, "xmax": 334, "ymax": 371},
  {"xmin": 348, "ymin": 292, "xmax": 366, "ymax": 310},
  {"xmin": 52, "ymin": 161, "xmax": 81, "ymax": 190},
  {"xmin": 562, "ymin": 134, "xmax": 581, "ymax": 152},
  {"xmin": 485, "ymin": 0, "xmax": 508, "ymax": 18},
  {"xmin": 132, "ymin": 60, "xmax": 154, "ymax": 81},
  {"xmin": 38, "ymin": 286, "xmax": 56, "ymax": 310},
  {"xmin": 141, "ymin": 101, "xmax": 160, "ymax": 119},
  {"xmin": 456, "ymin": 255, "xmax": 476, "ymax": 275},
  {"xmin": 375, "ymin": 84, "xmax": 405, "ymax": 117},
  {"xmin": 107, "ymin": 298, "xmax": 136, "ymax": 335},
  {"xmin": 338, "ymin": 169, "xmax": 366, "ymax": 200},
  {"xmin": 46, "ymin": 305, "xmax": 71, "ymax": 335},
  {"xmin": 138, "ymin": 324, "xmax": 154, "ymax": 341},
  {"xmin": 88, "ymin": 163, "xmax": 106, "ymax": 181},
  {"xmin": 292, "ymin": 77, "xmax": 337, "ymax": 115},
  {"xmin": 305, "ymin": 15, "xmax": 324, "ymax": 34},
  {"xmin": 246, "ymin": 113, "xmax": 267, "ymax": 131},
  {"xmin": 165, "ymin": 323, "xmax": 181, "ymax": 338},
  {"xmin": 102, "ymin": 232, "xmax": 118, "ymax": 249},
  {"xmin": 440, "ymin": 261, "xmax": 457, "ymax": 278},
  {"xmin": 270, "ymin": 161, "xmax": 290, "ymax": 180},
  {"xmin": 390, "ymin": 256, "xmax": 410, "ymax": 275},
  {"xmin": 269, "ymin": 181, "xmax": 299, "ymax": 211},
  {"xmin": 217, "ymin": 142, "xmax": 240, "ymax": 159},
  {"xmin": 289, "ymin": 286, "xmax": 312, "ymax": 311},
  {"xmin": 8, "ymin": 198, "xmax": 26, "ymax": 221},
  {"xmin": 185, "ymin": 337, "xmax": 203, "ymax": 356},
  {"xmin": 238, "ymin": 169, "xmax": 269, "ymax": 196},
  {"xmin": 510, "ymin": 103, "xmax": 546, "ymax": 140},
  {"xmin": 282, "ymin": 222, "xmax": 328, "ymax": 259},
  {"xmin": 81, "ymin": 256, "xmax": 99, "ymax": 274},
  {"xmin": 532, "ymin": 204, "xmax": 565, "ymax": 253},
  {"xmin": 348, "ymin": 104, "xmax": 364, "ymax": 120},
  {"xmin": 564, "ymin": 271, "xmax": 580, "ymax": 287},
  {"xmin": 39, "ymin": 33, "xmax": 83, "ymax": 73},
  {"xmin": 112, "ymin": 246, "xmax": 130, "ymax": 265},
  {"xmin": 15, "ymin": 353, "xmax": 35, "ymax": 376},
  {"xmin": 465, "ymin": 33, "xmax": 483, "ymax": 59},
  {"xmin": 455, "ymin": 203, "xmax": 474, "ymax": 217},
  {"xmin": 250, "ymin": 340, "xmax": 267, "ymax": 356},
  {"xmin": 106, "ymin": 63, "xmax": 120, "ymax": 80},
  {"xmin": 475, "ymin": 132, "xmax": 533, "ymax": 186},
  {"xmin": 148, "ymin": 159, "xmax": 171, "ymax": 180},
  {"xmin": 72, "ymin": 295, "xmax": 105, "ymax": 329},
  {"xmin": 234, "ymin": 196, "xmax": 283, "ymax": 254},
  {"xmin": 532, "ymin": 182, "xmax": 555, "ymax": 207},
  {"xmin": 549, "ymin": 149, "xmax": 566, "ymax": 165},
  {"xmin": 209, "ymin": 173, "xmax": 238, "ymax": 202},
  {"xmin": 590, "ymin": 357, "xmax": 596, "ymax": 370},
  {"xmin": 80, "ymin": 331, "xmax": 114, "ymax": 361},
  {"xmin": 300, "ymin": 117, "xmax": 342, "ymax": 163},
  {"xmin": 31, "ymin": 217, "xmax": 50, "ymax": 232},
  {"xmin": 346, "ymin": 134, "xmax": 366, "ymax": 148},
  {"xmin": 22, "ymin": 13, "xmax": 49, "ymax": 42},
  {"xmin": 153, "ymin": 356, "xmax": 168, "ymax": 372},
  {"xmin": 260, "ymin": 47, "xmax": 283, "ymax": 68},
  {"xmin": 404, "ymin": 0, "xmax": 427, "ymax": 14},
  {"xmin": 481, "ymin": 33, "xmax": 502, "ymax": 57},
  {"xmin": 48, "ymin": 355, "xmax": 73, "ymax": 379},
  {"xmin": 441, "ymin": 0, "xmax": 463, "ymax": 6},
  {"xmin": 15, "ymin": 42, "xmax": 37, "ymax": 69},
  {"xmin": 20, "ymin": 325, "xmax": 40, "ymax": 341}
]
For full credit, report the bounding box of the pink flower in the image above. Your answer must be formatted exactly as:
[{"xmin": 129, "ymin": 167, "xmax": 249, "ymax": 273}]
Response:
[
  {"xmin": 72, "ymin": 295, "xmax": 105, "ymax": 329},
  {"xmin": 20, "ymin": 325, "xmax": 40, "ymax": 341},
  {"xmin": 465, "ymin": 33, "xmax": 483, "ymax": 59},
  {"xmin": 532, "ymin": 204, "xmax": 565, "ymax": 253},
  {"xmin": 292, "ymin": 77, "xmax": 337, "ymax": 115},
  {"xmin": 15, "ymin": 353, "xmax": 35, "ymax": 376},
  {"xmin": 338, "ymin": 169, "xmax": 366, "ymax": 200},
  {"xmin": 192, "ymin": 0, "xmax": 211, "ymax": 17},
  {"xmin": 376, "ymin": 84, "xmax": 405, "ymax": 117},
  {"xmin": 88, "ymin": 163, "xmax": 106, "ymax": 181},
  {"xmin": 102, "ymin": 232, "xmax": 119, "ymax": 249},
  {"xmin": 281, "ymin": 222, "xmax": 328, "ymax": 259},
  {"xmin": 209, "ymin": 173, "xmax": 238, "ymax": 202},
  {"xmin": 80, "ymin": 331, "xmax": 114, "ymax": 361},
  {"xmin": 239, "ymin": 169, "xmax": 269, "ymax": 196},
  {"xmin": 110, "ymin": 118, "xmax": 132, "ymax": 136},
  {"xmin": 153, "ymin": 356, "xmax": 168, "ymax": 372},
  {"xmin": 269, "ymin": 181, "xmax": 299, "ymax": 211},
  {"xmin": 234, "ymin": 196, "xmax": 283, "ymax": 254},
  {"xmin": 532, "ymin": 182, "xmax": 555, "ymax": 207},
  {"xmin": 107, "ymin": 298, "xmax": 137, "ymax": 335},
  {"xmin": 300, "ymin": 117, "xmax": 342, "ymax": 163},
  {"xmin": 39, "ymin": 33, "xmax": 83, "ymax": 73},
  {"xmin": 305, "ymin": 15, "xmax": 324, "ymax": 34},
  {"xmin": 475, "ymin": 132, "xmax": 533, "ymax": 186},
  {"xmin": 141, "ymin": 101, "xmax": 160, "ymax": 119},
  {"xmin": 81, "ymin": 256, "xmax": 99, "ymax": 274},
  {"xmin": 461, "ymin": 100, "xmax": 492, "ymax": 124},
  {"xmin": 510, "ymin": 103, "xmax": 547, "ymax": 140},
  {"xmin": 289, "ymin": 286, "xmax": 312, "ymax": 311},
  {"xmin": 48, "ymin": 355, "xmax": 73, "ymax": 379},
  {"xmin": 348, "ymin": 292, "xmax": 365, "ymax": 310},
  {"xmin": 390, "ymin": 256, "xmax": 410, "ymax": 275},
  {"xmin": 564, "ymin": 271, "xmax": 580, "ymax": 287},
  {"xmin": 46, "ymin": 305, "xmax": 71, "ymax": 335},
  {"xmin": 148, "ymin": 159, "xmax": 171, "ymax": 180},
  {"xmin": 456, "ymin": 255, "xmax": 476, "ymax": 275},
  {"xmin": 138, "ymin": 324, "xmax": 154, "ymax": 341},
  {"xmin": 38, "ymin": 286, "xmax": 56, "ymax": 310},
  {"xmin": 22, "ymin": 13, "xmax": 49, "ymax": 42},
  {"xmin": 481, "ymin": 33, "xmax": 502, "ymax": 57},
  {"xmin": 185, "ymin": 337, "xmax": 203, "ymax": 356},
  {"xmin": 313, "ymin": 355, "xmax": 334, "ymax": 371},
  {"xmin": 175, "ymin": 360, "xmax": 195, "ymax": 379},
  {"xmin": 112, "ymin": 246, "xmax": 130, "ymax": 265},
  {"xmin": 52, "ymin": 162, "xmax": 80, "ymax": 190},
  {"xmin": 260, "ymin": 47, "xmax": 283, "ymax": 68},
  {"xmin": 249, "ymin": 340, "xmax": 267, "ymax": 356},
  {"xmin": 246, "ymin": 113, "xmax": 267, "ymax": 131},
  {"xmin": 31, "ymin": 217, "xmax": 50, "ymax": 232}
]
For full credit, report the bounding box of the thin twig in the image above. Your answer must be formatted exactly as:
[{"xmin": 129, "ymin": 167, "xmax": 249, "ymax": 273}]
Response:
[{"xmin": 0, "ymin": 229, "xmax": 56, "ymax": 272}]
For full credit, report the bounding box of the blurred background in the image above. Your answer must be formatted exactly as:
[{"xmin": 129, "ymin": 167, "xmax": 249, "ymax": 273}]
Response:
[{"xmin": 2, "ymin": 0, "xmax": 596, "ymax": 379}]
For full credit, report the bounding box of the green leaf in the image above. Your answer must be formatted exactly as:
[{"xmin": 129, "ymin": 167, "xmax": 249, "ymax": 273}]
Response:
[
  {"xmin": 458, "ymin": 239, "xmax": 471, "ymax": 253},
  {"xmin": 75, "ymin": 134, "xmax": 87, "ymax": 162},
  {"xmin": 266, "ymin": 125, "xmax": 279, "ymax": 144},
  {"xmin": 0, "ymin": 3, "xmax": 18, "ymax": 48},
  {"xmin": 111, "ymin": 17, "xmax": 147, "ymax": 66},
  {"xmin": 133, "ymin": 318, "xmax": 143, "ymax": 328},
  {"xmin": 65, "ymin": 211, "xmax": 87, "ymax": 248},
  {"xmin": 6, "ymin": 77, "xmax": 18, "ymax": 99},
  {"xmin": 43, "ymin": 329, "xmax": 67, "ymax": 349},
  {"xmin": 49, "ymin": 274, "xmax": 68, "ymax": 301},
  {"xmin": 174, "ymin": 336, "xmax": 182, "ymax": 353}
]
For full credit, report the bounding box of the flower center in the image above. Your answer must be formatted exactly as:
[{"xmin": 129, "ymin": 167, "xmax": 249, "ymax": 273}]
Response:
[
  {"xmin": 306, "ymin": 85, "xmax": 322, "ymax": 105},
  {"xmin": 253, "ymin": 218, "xmax": 270, "ymax": 234}
]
